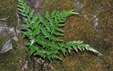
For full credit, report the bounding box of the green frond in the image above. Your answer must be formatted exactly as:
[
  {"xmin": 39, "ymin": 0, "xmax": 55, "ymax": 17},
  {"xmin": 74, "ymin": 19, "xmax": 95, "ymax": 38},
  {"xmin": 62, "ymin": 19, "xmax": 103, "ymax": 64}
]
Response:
[{"xmin": 66, "ymin": 40, "xmax": 102, "ymax": 55}]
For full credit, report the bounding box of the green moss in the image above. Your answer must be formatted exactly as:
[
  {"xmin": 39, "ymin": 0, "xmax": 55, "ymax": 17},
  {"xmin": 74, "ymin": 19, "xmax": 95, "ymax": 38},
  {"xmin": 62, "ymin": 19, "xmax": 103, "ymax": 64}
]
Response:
[
  {"xmin": 0, "ymin": 0, "xmax": 18, "ymax": 27},
  {"xmin": 0, "ymin": 0, "xmax": 113, "ymax": 70},
  {"xmin": 0, "ymin": 36, "xmax": 8, "ymax": 48},
  {"xmin": 0, "ymin": 35, "xmax": 29, "ymax": 71},
  {"xmin": 41, "ymin": 0, "xmax": 113, "ymax": 71}
]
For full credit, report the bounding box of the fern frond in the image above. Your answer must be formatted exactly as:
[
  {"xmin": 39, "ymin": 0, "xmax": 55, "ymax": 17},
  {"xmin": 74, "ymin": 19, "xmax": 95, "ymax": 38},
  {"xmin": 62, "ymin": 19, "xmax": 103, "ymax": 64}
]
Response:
[
  {"xmin": 66, "ymin": 40, "xmax": 102, "ymax": 55},
  {"xmin": 18, "ymin": 0, "xmax": 102, "ymax": 62}
]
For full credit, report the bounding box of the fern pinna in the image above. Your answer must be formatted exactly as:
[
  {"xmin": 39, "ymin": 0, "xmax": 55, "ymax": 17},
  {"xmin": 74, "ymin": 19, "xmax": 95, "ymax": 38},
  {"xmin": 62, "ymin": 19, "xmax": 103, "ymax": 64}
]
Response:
[{"xmin": 18, "ymin": 0, "xmax": 102, "ymax": 61}]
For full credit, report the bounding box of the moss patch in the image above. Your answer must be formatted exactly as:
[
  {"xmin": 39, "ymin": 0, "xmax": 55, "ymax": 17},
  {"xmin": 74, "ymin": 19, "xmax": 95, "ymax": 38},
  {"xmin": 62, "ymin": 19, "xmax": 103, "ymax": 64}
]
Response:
[
  {"xmin": 0, "ymin": 0, "xmax": 113, "ymax": 71},
  {"xmin": 0, "ymin": 35, "xmax": 29, "ymax": 71},
  {"xmin": 0, "ymin": 0, "xmax": 18, "ymax": 27}
]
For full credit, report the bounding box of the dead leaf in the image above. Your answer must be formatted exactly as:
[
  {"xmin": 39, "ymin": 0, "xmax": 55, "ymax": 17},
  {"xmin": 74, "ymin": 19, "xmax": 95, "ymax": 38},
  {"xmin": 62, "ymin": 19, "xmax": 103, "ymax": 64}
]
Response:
[
  {"xmin": 21, "ymin": 60, "xmax": 28, "ymax": 71},
  {"xmin": 12, "ymin": 36, "xmax": 18, "ymax": 42}
]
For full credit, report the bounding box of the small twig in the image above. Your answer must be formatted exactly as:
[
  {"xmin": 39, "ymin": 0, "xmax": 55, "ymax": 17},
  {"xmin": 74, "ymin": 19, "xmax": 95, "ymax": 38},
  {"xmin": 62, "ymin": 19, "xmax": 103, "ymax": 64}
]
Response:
[
  {"xmin": 25, "ymin": 0, "xmax": 33, "ymax": 7},
  {"xmin": 0, "ymin": 16, "xmax": 9, "ymax": 21},
  {"xmin": 16, "ymin": 13, "xmax": 20, "ymax": 30},
  {"xmin": 15, "ymin": 13, "xmax": 21, "ymax": 35}
]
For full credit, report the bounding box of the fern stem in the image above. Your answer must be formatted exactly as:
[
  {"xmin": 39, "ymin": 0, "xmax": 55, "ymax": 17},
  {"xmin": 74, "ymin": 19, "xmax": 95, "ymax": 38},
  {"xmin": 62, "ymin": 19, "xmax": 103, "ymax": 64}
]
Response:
[{"xmin": 39, "ymin": 56, "xmax": 48, "ymax": 71}]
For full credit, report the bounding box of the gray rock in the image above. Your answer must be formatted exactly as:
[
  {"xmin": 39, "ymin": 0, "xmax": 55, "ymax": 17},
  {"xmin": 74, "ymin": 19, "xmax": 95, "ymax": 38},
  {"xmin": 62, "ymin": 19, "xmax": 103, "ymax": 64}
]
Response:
[
  {"xmin": 74, "ymin": 1, "xmax": 83, "ymax": 11},
  {"xmin": 0, "ymin": 39, "xmax": 12, "ymax": 53}
]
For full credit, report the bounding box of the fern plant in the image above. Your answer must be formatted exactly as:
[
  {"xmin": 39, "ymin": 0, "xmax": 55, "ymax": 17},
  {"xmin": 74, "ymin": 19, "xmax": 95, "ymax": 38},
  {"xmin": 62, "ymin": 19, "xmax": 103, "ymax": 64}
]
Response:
[{"xmin": 18, "ymin": 0, "xmax": 102, "ymax": 64}]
